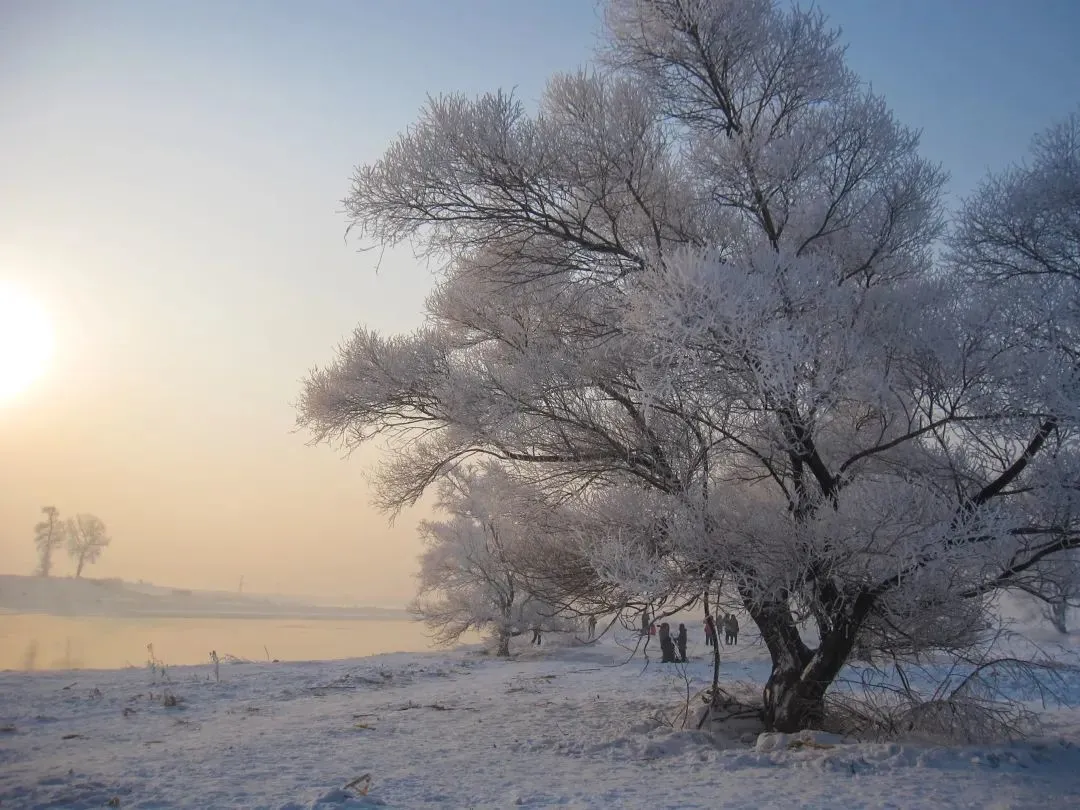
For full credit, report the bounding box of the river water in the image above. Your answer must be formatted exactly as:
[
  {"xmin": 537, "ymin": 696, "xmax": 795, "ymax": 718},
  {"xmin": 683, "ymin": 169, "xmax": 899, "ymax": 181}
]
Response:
[{"xmin": 0, "ymin": 614, "xmax": 443, "ymax": 671}]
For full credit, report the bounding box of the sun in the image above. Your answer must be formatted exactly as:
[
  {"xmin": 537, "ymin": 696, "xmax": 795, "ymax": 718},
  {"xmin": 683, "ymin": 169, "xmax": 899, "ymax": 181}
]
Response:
[{"xmin": 0, "ymin": 281, "xmax": 55, "ymax": 403}]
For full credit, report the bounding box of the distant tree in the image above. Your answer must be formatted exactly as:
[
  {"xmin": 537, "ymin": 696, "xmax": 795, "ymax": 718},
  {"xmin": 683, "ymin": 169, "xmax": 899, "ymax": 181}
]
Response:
[
  {"xmin": 66, "ymin": 514, "xmax": 111, "ymax": 578},
  {"xmin": 33, "ymin": 506, "xmax": 65, "ymax": 577},
  {"xmin": 412, "ymin": 464, "xmax": 574, "ymax": 656}
]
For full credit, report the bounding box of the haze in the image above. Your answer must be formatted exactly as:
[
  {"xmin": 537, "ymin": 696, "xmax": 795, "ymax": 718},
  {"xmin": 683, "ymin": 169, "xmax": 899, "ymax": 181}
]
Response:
[{"xmin": 2, "ymin": 0, "xmax": 1076, "ymax": 606}]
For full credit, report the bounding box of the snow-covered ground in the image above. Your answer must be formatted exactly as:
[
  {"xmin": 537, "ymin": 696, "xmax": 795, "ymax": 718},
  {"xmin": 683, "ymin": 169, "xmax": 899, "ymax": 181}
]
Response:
[{"xmin": 2, "ymin": 629, "xmax": 1079, "ymax": 809}]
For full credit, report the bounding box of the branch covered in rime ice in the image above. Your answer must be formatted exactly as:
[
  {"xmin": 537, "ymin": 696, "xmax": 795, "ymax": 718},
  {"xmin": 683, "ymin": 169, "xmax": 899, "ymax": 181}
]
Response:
[
  {"xmin": 300, "ymin": 0, "xmax": 1080, "ymax": 731},
  {"xmin": 952, "ymin": 110, "xmax": 1080, "ymax": 286}
]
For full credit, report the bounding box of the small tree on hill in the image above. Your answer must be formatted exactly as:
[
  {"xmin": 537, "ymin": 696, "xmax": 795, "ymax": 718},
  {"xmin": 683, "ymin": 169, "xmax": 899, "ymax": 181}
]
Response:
[
  {"xmin": 33, "ymin": 506, "xmax": 65, "ymax": 577},
  {"xmin": 66, "ymin": 514, "xmax": 111, "ymax": 578}
]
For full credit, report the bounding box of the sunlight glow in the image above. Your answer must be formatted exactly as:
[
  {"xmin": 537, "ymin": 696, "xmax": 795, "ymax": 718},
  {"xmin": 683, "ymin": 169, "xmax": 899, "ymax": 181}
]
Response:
[{"xmin": 0, "ymin": 281, "xmax": 54, "ymax": 403}]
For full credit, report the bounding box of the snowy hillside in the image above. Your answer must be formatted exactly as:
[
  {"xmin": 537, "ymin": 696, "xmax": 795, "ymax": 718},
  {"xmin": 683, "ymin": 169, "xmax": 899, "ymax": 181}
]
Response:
[{"xmin": 2, "ymin": 628, "xmax": 1078, "ymax": 809}]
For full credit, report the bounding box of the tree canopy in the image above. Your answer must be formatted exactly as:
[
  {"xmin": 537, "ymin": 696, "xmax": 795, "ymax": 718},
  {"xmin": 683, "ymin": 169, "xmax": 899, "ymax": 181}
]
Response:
[{"xmin": 299, "ymin": 1, "xmax": 1080, "ymax": 732}]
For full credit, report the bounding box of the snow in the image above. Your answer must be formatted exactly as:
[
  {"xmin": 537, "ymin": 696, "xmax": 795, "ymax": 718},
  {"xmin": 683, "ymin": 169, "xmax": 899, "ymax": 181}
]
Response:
[{"xmin": 3, "ymin": 630, "xmax": 1079, "ymax": 809}]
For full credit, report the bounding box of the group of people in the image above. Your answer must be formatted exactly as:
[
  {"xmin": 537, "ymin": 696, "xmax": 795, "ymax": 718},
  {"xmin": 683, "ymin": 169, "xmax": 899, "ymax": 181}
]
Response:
[
  {"xmin": 703, "ymin": 613, "xmax": 739, "ymax": 647},
  {"xmin": 657, "ymin": 621, "xmax": 688, "ymax": 663},
  {"xmin": 530, "ymin": 610, "xmax": 739, "ymax": 660},
  {"xmin": 630, "ymin": 609, "xmax": 742, "ymax": 663}
]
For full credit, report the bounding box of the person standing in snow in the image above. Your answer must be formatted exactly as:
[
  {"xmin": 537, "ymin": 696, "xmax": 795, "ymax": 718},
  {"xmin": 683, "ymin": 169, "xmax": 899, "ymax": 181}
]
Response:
[
  {"xmin": 658, "ymin": 622, "xmax": 677, "ymax": 663},
  {"xmin": 724, "ymin": 614, "xmax": 739, "ymax": 645},
  {"xmin": 676, "ymin": 623, "xmax": 688, "ymax": 662},
  {"xmin": 587, "ymin": 615, "xmax": 597, "ymax": 639},
  {"xmin": 704, "ymin": 614, "xmax": 717, "ymax": 647}
]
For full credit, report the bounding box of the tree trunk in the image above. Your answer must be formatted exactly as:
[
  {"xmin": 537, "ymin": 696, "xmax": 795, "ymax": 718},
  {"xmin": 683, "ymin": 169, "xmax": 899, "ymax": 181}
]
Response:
[
  {"xmin": 75, "ymin": 554, "xmax": 85, "ymax": 578},
  {"xmin": 745, "ymin": 594, "xmax": 861, "ymax": 732},
  {"xmin": 702, "ymin": 589, "xmax": 721, "ymax": 705},
  {"xmin": 496, "ymin": 629, "xmax": 511, "ymax": 657},
  {"xmin": 711, "ymin": 633, "xmax": 721, "ymax": 694},
  {"xmin": 764, "ymin": 662, "xmax": 827, "ymax": 732},
  {"xmin": 752, "ymin": 598, "xmax": 813, "ymax": 732}
]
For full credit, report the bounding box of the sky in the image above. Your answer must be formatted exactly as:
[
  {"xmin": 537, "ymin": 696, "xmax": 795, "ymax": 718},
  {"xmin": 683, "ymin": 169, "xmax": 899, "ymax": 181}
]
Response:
[{"xmin": 1, "ymin": 0, "xmax": 1077, "ymax": 606}]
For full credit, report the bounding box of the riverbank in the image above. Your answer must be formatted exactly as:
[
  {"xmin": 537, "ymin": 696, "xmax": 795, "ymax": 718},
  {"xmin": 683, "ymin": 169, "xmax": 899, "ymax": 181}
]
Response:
[
  {"xmin": 2, "ymin": 632, "xmax": 1079, "ymax": 809},
  {"xmin": 0, "ymin": 574, "xmax": 408, "ymax": 621}
]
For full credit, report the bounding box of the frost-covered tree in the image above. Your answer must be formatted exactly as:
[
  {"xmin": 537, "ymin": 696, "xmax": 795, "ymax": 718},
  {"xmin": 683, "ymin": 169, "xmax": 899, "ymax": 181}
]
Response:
[
  {"xmin": 952, "ymin": 111, "xmax": 1079, "ymax": 287},
  {"xmin": 1041, "ymin": 557, "xmax": 1079, "ymax": 634},
  {"xmin": 300, "ymin": 1, "xmax": 1080, "ymax": 731},
  {"xmin": 412, "ymin": 464, "xmax": 572, "ymax": 656},
  {"xmin": 33, "ymin": 506, "xmax": 65, "ymax": 577},
  {"xmin": 949, "ymin": 111, "xmax": 1080, "ymax": 635},
  {"xmin": 66, "ymin": 514, "xmax": 110, "ymax": 578},
  {"xmin": 1010, "ymin": 551, "xmax": 1080, "ymax": 634}
]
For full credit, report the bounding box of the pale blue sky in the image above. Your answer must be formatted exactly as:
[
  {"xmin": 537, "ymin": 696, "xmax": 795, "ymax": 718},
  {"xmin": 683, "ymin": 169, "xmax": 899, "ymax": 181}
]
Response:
[{"xmin": 1, "ymin": 1, "xmax": 1076, "ymax": 603}]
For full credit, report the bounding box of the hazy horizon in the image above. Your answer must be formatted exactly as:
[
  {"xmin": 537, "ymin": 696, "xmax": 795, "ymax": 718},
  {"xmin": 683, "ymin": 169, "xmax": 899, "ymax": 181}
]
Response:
[{"xmin": 3, "ymin": 0, "xmax": 1077, "ymax": 607}]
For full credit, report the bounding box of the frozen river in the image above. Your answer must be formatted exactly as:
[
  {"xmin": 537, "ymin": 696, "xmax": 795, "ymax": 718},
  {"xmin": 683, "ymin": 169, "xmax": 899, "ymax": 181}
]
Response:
[{"xmin": 0, "ymin": 613, "xmax": 439, "ymax": 670}]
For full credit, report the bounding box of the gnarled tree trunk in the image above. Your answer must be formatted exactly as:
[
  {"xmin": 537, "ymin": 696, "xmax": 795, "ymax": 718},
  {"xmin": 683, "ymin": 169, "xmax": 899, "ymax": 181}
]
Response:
[
  {"xmin": 496, "ymin": 629, "xmax": 511, "ymax": 657},
  {"xmin": 748, "ymin": 596, "xmax": 862, "ymax": 732}
]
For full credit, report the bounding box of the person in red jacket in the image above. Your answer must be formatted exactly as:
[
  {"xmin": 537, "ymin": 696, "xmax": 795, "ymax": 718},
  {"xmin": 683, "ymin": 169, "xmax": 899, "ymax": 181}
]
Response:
[{"xmin": 703, "ymin": 614, "xmax": 718, "ymax": 647}]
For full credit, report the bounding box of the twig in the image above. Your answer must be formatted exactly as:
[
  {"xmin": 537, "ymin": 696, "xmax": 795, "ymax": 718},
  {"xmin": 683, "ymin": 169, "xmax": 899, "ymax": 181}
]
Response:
[{"xmin": 397, "ymin": 701, "xmax": 477, "ymax": 712}]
